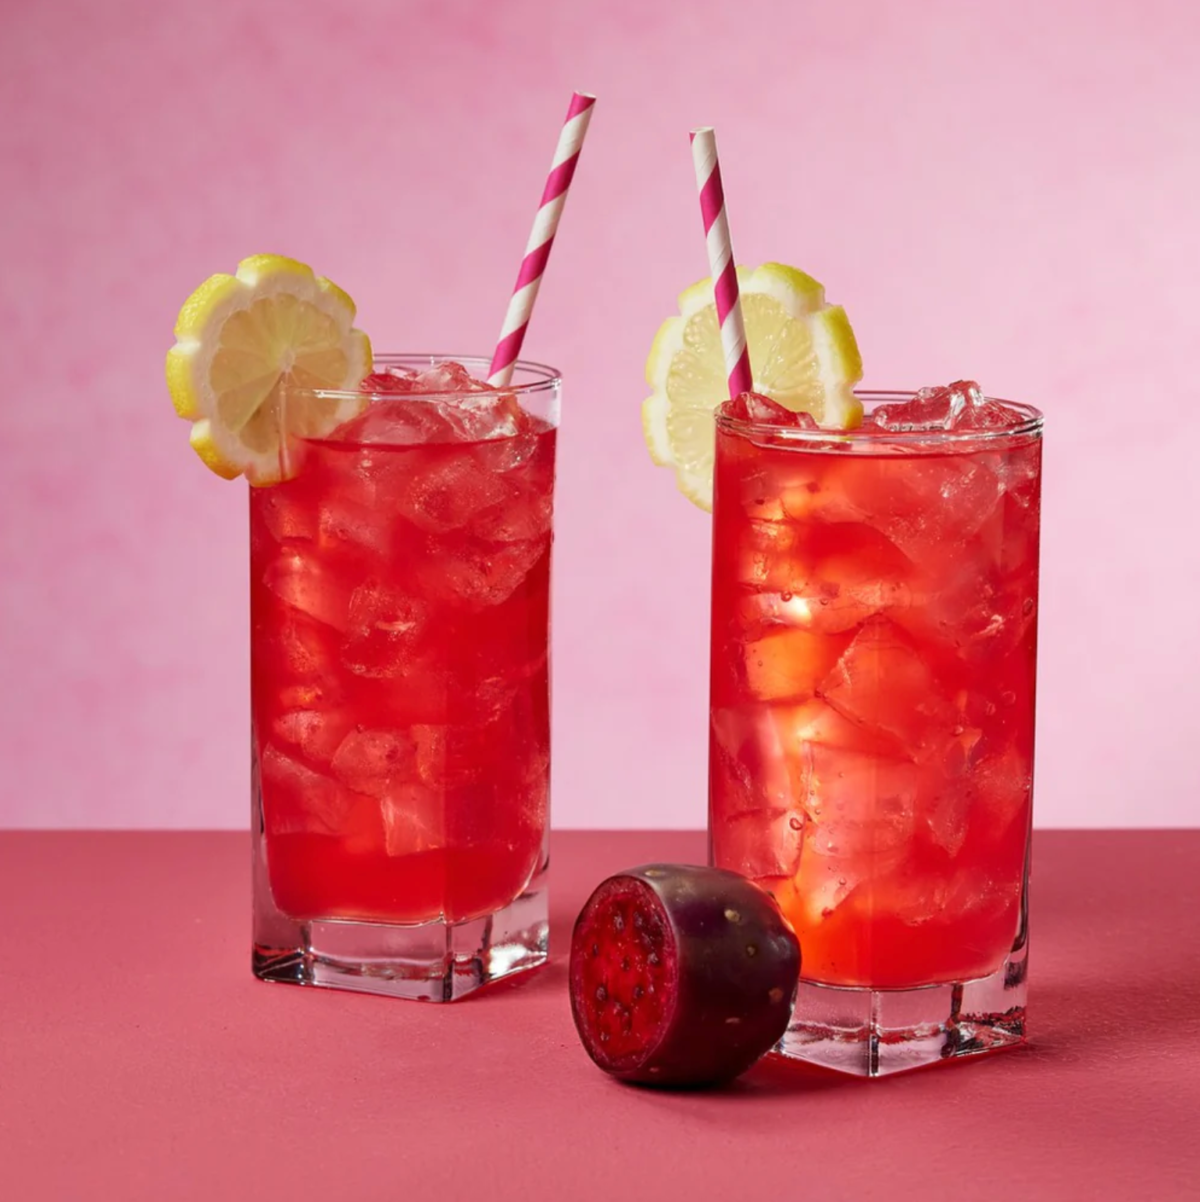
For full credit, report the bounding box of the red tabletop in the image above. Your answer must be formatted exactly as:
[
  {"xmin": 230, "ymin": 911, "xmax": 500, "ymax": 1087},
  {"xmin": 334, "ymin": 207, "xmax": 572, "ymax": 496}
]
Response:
[{"xmin": 2, "ymin": 830, "xmax": 1197, "ymax": 1201}]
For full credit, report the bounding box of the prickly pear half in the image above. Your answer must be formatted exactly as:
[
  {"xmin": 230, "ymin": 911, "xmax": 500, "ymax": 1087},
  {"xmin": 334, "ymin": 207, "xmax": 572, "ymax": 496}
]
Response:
[{"xmin": 569, "ymin": 864, "xmax": 801, "ymax": 1087}]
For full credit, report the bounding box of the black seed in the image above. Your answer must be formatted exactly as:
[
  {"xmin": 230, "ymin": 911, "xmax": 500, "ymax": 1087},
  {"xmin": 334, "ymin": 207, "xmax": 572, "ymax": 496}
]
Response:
[
  {"xmin": 595, "ymin": 985, "xmax": 607, "ymax": 1002},
  {"xmin": 746, "ymin": 944, "xmax": 758, "ymax": 957}
]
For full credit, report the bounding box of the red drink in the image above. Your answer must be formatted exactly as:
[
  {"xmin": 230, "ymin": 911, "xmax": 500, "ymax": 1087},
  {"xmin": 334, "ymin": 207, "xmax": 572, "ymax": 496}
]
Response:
[
  {"xmin": 709, "ymin": 389, "xmax": 1041, "ymax": 994},
  {"xmin": 250, "ymin": 359, "xmax": 555, "ymax": 942}
]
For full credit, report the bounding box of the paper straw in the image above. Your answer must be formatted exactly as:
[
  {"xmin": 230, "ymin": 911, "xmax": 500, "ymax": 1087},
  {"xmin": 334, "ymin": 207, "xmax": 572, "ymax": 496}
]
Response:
[
  {"xmin": 690, "ymin": 127, "xmax": 753, "ymax": 398},
  {"xmin": 487, "ymin": 92, "xmax": 597, "ymax": 387}
]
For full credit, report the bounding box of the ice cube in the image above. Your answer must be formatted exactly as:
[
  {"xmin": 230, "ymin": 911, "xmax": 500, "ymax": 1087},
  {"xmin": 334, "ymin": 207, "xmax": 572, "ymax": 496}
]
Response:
[
  {"xmin": 361, "ymin": 369, "xmax": 419, "ymax": 395},
  {"xmin": 453, "ymin": 392, "xmax": 527, "ymax": 441},
  {"xmin": 412, "ymin": 723, "xmax": 447, "ymax": 785},
  {"xmin": 832, "ymin": 455, "xmax": 1003, "ymax": 565},
  {"xmin": 725, "ymin": 392, "xmax": 818, "ymax": 427},
  {"xmin": 920, "ymin": 770, "xmax": 972, "ymax": 857},
  {"xmin": 475, "ymin": 433, "xmax": 542, "ymax": 476},
  {"xmin": 911, "ymin": 459, "xmax": 1004, "ymax": 556},
  {"xmin": 872, "ymin": 381, "xmax": 1028, "ymax": 436},
  {"xmin": 271, "ymin": 709, "xmax": 355, "ymax": 767},
  {"xmin": 904, "ymin": 460, "xmax": 1003, "ymax": 561},
  {"xmin": 262, "ymin": 548, "xmax": 352, "ymax": 631},
  {"xmin": 418, "ymin": 538, "xmax": 548, "ymax": 608},
  {"xmin": 411, "ymin": 723, "xmax": 481, "ymax": 790},
  {"xmin": 972, "ymin": 485, "xmax": 1040, "ymax": 578},
  {"xmin": 743, "ymin": 523, "xmax": 915, "ymax": 634},
  {"xmin": 257, "ymin": 609, "xmax": 337, "ymax": 681},
  {"xmin": 317, "ymin": 495, "xmax": 392, "ymax": 555},
  {"xmin": 716, "ymin": 808, "xmax": 806, "ymax": 880},
  {"xmin": 780, "ymin": 479, "xmax": 867, "ymax": 525},
  {"xmin": 775, "ymin": 697, "xmax": 903, "ymax": 756},
  {"xmin": 951, "ymin": 386, "xmax": 1027, "ymax": 431},
  {"xmin": 257, "ymin": 487, "xmax": 318, "ymax": 543},
  {"xmin": 411, "ymin": 698, "xmax": 545, "ymax": 804},
  {"xmin": 258, "ymin": 744, "xmax": 354, "ymax": 835},
  {"xmin": 873, "ymin": 381, "xmax": 980, "ymax": 431},
  {"xmin": 890, "ymin": 549, "xmax": 1034, "ymax": 669},
  {"xmin": 791, "ymin": 850, "xmax": 864, "ymax": 924},
  {"xmin": 743, "ymin": 626, "xmax": 855, "ymax": 702},
  {"xmin": 471, "ymin": 481, "xmax": 553, "ymax": 543},
  {"xmin": 330, "ymin": 728, "xmax": 417, "ymax": 797},
  {"xmin": 819, "ymin": 617, "xmax": 955, "ymax": 753},
  {"xmin": 995, "ymin": 442, "xmax": 1042, "ymax": 510},
  {"xmin": 873, "ymin": 865, "xmax": 958, "ymax": 926},
  {"xmin": 277, "ymin": 679, "xmax": 341, "ymax": 711},
  {"xmin": 710, "ymin": 705, "xmax": 801, "ymax": 813},
  {"xmin": 736, "ymin": 459, "xmax": 864, "ymax": 526},
  {"xmin": 886, "ymin": 863, "xmax": 1021, "ymax": 930},
  {"xmin": 967, "ymin": 746, "xmax": 1033, "ymax": 841},
  {"xmin": 802, "ymin": 743, "xmax": 919, "ymax": 861},
  {"xmin": 380, "ymin": 783, "xmax": 441, "ymax": 857},
  {"xmin": 732, "ymin": 517, "xmax": 798, "ymax": 591},
  {"xmin": 332, "ymin": 398, "xmax": 464, "ymax": 446},
  {"xmin": 414, "ymin": 361, "xmax": 490, "ymax": 395},
  {"xmin": 737, "ymin": 469, "xmax": 786, "ymax": 522},
  {"xmin": 340, "ymin": 581, "xmax": 429, "ymax": 679},
  {"xmin": 345, "ymin": 580, "xmax": 426, "ymax": 641},
  {"xmin": 391, "ymin": 447, "xmax": 513, "ymax": 533}
]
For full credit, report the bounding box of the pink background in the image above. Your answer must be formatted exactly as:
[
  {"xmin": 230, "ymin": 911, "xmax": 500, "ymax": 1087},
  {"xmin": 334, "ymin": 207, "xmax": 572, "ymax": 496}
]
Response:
[{"xmin": 1, "ymin": 0, "xmax": 1196, "ymax": 829}]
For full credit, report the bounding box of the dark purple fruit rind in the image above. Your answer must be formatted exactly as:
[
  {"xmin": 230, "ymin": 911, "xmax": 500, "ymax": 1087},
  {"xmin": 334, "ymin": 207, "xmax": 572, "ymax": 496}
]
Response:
[{"xmin": 569, "ymin": 863, "xmax": 800, "ymax": 1088}]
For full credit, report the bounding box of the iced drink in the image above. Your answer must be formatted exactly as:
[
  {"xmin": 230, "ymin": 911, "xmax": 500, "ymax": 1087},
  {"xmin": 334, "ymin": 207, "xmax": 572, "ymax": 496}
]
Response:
[
  {"xmin": 708, "ymin": 385, "xmax": 1042, "ymax": 1070},
  {"xmin": 250, "ymin": 356, "xmax": 558, "ymax": 998}
]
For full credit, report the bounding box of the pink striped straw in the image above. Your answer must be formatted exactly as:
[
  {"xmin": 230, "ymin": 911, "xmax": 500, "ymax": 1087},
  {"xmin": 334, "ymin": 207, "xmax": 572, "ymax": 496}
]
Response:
[
  {"xmin": 487, "ymin": 91, "xmax": 597, "ymax": 387},
  {"xmin": 689, "ymin": 127, "xmax": 754, "ymax": 398}
]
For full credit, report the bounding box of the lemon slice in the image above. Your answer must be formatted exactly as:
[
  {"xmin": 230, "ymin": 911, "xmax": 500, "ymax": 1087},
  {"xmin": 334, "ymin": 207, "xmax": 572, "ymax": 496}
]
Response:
[
  {"xmin": 642, "ymin": 262, "xmax": 863, "ymax": 510},
  {"xmin": 166, "ymin": 254, "xmax": 373, "ymax": 484}
]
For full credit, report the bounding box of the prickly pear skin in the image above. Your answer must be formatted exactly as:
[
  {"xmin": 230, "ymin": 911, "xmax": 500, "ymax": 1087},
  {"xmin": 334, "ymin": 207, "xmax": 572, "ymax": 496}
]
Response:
[{"xmin": 569, "ymin": 863, "xmax": 801, "ymax": 1087}]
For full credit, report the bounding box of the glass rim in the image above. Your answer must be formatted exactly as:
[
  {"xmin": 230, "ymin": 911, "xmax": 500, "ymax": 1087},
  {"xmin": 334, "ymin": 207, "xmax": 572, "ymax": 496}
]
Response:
[
  {"xmin": 715, "ymin": 390, "xmax": 1044, "ymax": 445},
  {"xmin": 295, "ymin": 353, "xmax": 563, "ymax": 402}
]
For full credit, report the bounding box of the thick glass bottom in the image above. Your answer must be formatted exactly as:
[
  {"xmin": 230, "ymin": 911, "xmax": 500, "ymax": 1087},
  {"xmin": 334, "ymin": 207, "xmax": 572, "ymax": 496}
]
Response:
[
  {"xmin": 253, "ymin": 881, "xmax": 548, "ymax": 1001},
  {"xmin": 779, "ymin": 940, "xmax": 1027, "ymax": 1077}
]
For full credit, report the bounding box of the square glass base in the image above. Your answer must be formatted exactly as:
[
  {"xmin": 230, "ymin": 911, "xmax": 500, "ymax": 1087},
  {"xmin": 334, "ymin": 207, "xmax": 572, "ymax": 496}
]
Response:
[
  {"xmin": 253, "ymin": 881, "xmax": 549, "ymax": 1002},
  {"xmin": 779, "ymin": 941, "xmax": 1027, "ymax": 1077}
]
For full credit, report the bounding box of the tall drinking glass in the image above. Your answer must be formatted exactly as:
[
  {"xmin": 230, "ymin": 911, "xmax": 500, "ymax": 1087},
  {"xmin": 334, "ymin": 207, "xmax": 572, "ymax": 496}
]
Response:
[
  {"xmin": 709, "ymin": 393, "xmax": 1042, "ymax": 1074},
  {"xmin": 250, "ymin": 355, "xmax": 558, "ymax": 1001}
]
